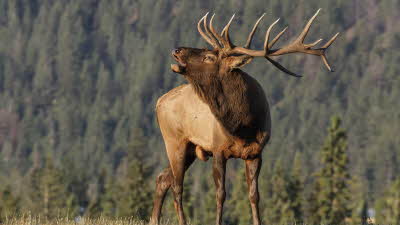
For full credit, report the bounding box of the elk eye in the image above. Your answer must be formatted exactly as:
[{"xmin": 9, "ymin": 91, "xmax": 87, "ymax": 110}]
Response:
[{"xmin": 203, "ymin": 55, "xmax": 215, "ymax": 63}]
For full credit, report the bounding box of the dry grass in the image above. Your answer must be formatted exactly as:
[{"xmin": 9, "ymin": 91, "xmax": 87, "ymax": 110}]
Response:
[{"xmin": 1, "ymin": 215, "xmax": 178, "ymax": 225}]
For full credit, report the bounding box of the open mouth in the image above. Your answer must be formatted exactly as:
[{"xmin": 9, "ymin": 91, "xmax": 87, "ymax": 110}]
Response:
[
  {"xmin": 171, "ymin": 53, "xmax": 186, "ymax": 73},
  {"xmin": 172, "ymin": 53, "xmax": 186, "ymax": 66}
]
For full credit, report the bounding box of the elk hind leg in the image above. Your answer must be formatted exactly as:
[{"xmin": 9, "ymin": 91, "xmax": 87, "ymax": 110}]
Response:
[
  {"xmin": 213, "ymin": 152, "xmax": 227, "ymax": 225},
  {"xmin": 245, "ymin": 157, "xmax": 262, "ymax": 225}
]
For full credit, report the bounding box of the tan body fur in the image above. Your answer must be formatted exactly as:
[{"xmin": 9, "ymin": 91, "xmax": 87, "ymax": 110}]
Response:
[{"xmin": 157, "ymin": 81, "xmax": 270, "ymax": 161}]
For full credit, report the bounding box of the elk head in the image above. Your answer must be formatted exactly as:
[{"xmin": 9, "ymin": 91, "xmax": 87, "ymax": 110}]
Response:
[{"xmin": 171, "ymin": 9, "xmax": 339, "ymax": 77}]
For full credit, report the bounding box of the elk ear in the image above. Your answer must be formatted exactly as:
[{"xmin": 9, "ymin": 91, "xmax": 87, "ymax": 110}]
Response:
[{"xmin": 226, "ymin": 55, "xmax": 253, "ymax": 69}]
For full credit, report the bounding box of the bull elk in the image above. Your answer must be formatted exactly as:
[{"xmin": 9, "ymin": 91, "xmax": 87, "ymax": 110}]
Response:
[{"xmin": 151, "ymin": 9, "xmax": 338, "ymax": 225}]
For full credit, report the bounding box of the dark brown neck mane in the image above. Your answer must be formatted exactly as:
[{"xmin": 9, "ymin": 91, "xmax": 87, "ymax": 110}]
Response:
[{"xmin": 186, "ymin": 69, "xmax": 258, "ymax": 139}]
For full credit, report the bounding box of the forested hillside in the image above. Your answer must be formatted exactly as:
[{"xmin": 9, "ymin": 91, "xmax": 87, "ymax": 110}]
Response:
[{"xmin": 0, "ymin": 0, "xmax": 398, "ymax": 223}]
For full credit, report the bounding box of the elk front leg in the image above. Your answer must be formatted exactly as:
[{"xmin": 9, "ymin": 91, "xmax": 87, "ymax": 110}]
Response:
[
  {"xmin": 171, "ymin": 160, "xmax": 187, "ymax": 225},
  {"xmin": 245, "ymin": 157, "xmax": 262, "ymax": 225},
  {"xmin": 150, "ymin": 167, "xmax": 173, "ymax": 225},
  {"xmin": 213, "ymin": 152, "xmax": 227, "ymax": 225},
  {"xmin": 151, "ymin": 143, "xmax": 196, "ymax": 225},
  {"xmin": 169, "ymin": 145, "xmax": 197, "ymax": 225}
]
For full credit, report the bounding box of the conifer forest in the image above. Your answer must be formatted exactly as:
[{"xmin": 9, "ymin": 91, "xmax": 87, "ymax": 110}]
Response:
[{"xmin": 0, "ymin": 0, "xmax": 399, "ymax": 224}]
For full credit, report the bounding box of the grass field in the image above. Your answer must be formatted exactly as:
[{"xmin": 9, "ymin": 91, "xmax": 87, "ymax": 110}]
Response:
[
  {"xmin": 0, "ymin": 216, "xmax": 377, "ymax": 225},
  {"xmin": 1, "ymin": 215, "xmax": 177, "ymax": 225}
]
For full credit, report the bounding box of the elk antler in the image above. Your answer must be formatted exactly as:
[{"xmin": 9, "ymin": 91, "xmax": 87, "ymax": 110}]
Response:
[
  {"xmin": 197, "ymin": 9, "xmax": 340, "ymax": 77},
  {"xmin": 198, "ymin": 12, "xmax": 221, "ymax": 49},
  {"xmin": 198, "ymin": 12, "xmax": 233, "ymax": 50}
]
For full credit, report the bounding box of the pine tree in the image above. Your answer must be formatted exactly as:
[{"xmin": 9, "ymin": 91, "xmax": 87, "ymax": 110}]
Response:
[
  {"xmin": 261, "ymin": 157, "xmax": 304, "ymax": 225},
  {"xmin": 106, "ymin": 131, "xmax": 153, "ymax": 220},
  {"xmin": 29, "ymin": 155, "xmax": 78, "ymax": 218},
  {"xmin": 309, "ymin": 116, "xmax": 351, "ymax": 225},
  {"xmin": 375, "ymin": 178, "xmax": 400, "ymax": 224},
  {"xmin": 0, "ymin": 185, "xmax": 20, "ymax": 221},
  {"xmin": 306, "ymin": 183, "xmax": 321, "ymax": 224},
  {"xmin": 99, "ymin": 172, "xmax": 117, "ymax": 217},
  {"xmin": 85, "ymin": 169, "xmax": 108, "ymax": 217},
  {"xmin": 359, "ymin": 200, "xmax": 369, "ymax": 225},
  {"xmin": 348, "ymin": 176, "xmax": 369, "ymax": 225},
  {"xmin": 286, "ymin": 153, "xmax": 304, "ymax": 223},
  {"xmin": 264, "ymin": 159, "xmax": 294, "ymax": 225},
  {"xmin": 114, "ymin": 157, "xmax": 153, "ymax": 219}
]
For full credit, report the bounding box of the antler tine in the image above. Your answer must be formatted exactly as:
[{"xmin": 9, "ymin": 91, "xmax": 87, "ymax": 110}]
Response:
[
  {"xmin": 297, "ymin": 8, "xmax": 321, "ymax": 43},
  {"xmin": 209, "ymin": 14, "xmax": 230, "ymax": 49},
  {"xmin": 209, "ymin": 14, "xmax": 220, "ymax": 40},
  {"xmin": 268, "ymin": 26, "xmax": 288, "ymax": 49},
  {"xmin": 304, "ymin": 38, "xmax": 323, "ymax": 48},
  {"xmin": 263, "ymin": 18, "xmax": 280, "ymax": 54},
  {"xmin": 244, "ymin": 13, "xmax": 265, "ymax": 48},
  {"xmin": 221, "ymin": 15, "xmax": 235, "ymax": 49},
  {"xmin": 198, "ymin": 13, "xmax": 219, "ymax": 48},
  {"xmin": 322, "ymin": 32, "xmax": 340, "ymax": 49},
  {"xmin": 320, "ymin": 32, "xmax": 340, "ymax": 71},
  {"xmin": 221, "ymin": 14, "xmax": 235, "ymax": 49},
  {"xmin": 321, "ymin": 55, "xmax": 332, "ymax": 72},
  {"xmin": 221, "ymin": 14, "xmax": 235, "ymax": 36},
  {"xmin": 202, "ymin": 13, "xmax": 212, "ymax": 38},
  {"xmin": 203, "ymin": 13, "xmax": 222, "ymax": 48}
]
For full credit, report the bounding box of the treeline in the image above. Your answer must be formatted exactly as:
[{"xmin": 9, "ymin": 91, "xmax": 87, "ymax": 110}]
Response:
[
  {"xmin": 0, "ymin": 0, "xmax": 398, "ymax": 224},
  {"xmin": 0, "ymin": 130, "xmax": 154, "ymax": 220},
  {"xmin": 0, "ymin": 116, "xmax": 398, "ymax": 224}
]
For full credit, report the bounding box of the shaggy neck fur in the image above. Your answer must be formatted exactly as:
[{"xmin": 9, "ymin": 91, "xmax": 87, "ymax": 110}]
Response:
[{"xmin": 185, "ymin": 69, "xmax": 258, "ymax": 139}]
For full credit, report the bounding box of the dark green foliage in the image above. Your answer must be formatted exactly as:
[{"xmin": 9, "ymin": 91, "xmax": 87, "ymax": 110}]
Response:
[
  {"xmin": 182, "ymin": 175, "xmax": 196, "ymax": 222},
  {"xmin": 375, "ymin": 178, "xmax": 400, "ymax": 225},
  {"xmin": 97, "ymin": 133, "xmax": 153, "ymax": 220},
  {"xmin": 28, "ymin": 155, "xmax": 78, "ymax": 218},
  {"xmin": 85, "ymin": 169, "xmax": 108, "ymax": 217},
  {"xmin": 113, "ymin": 157, "xmax": 153, "ymax": 219},
  {"xmin": 264, "ymin": 160, "xmax": 288, "ymax": 224},
  {"xmin": 308, "ymin": 116, "xmax": 351, "ymax": 225},
  {"xmin": 201, "ymin": 178, "xmax": 217, "ymax": 225},
  {"xmin": 226, "ymin": 164, "xmax": 251, "ymax": 225},
  {"xmin": 0, "ymin": 185, "xmax": 20, "ymax": 220},
  {"xmin": 286, "ymin": 153, "xmax": 304, "ymax": 223},
  {"xmin": 264, "ymin": 158, "xmax": 303, "ymax": 225},
  {"xmin": 348, "ymin": 176, "xmax": 369, "ymax": 225}
]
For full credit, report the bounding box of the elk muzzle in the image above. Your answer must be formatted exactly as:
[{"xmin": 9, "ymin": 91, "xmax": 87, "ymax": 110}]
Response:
[{"xmin": 171, "ymin": 48, "xmax": 186, "ymax": 74}]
